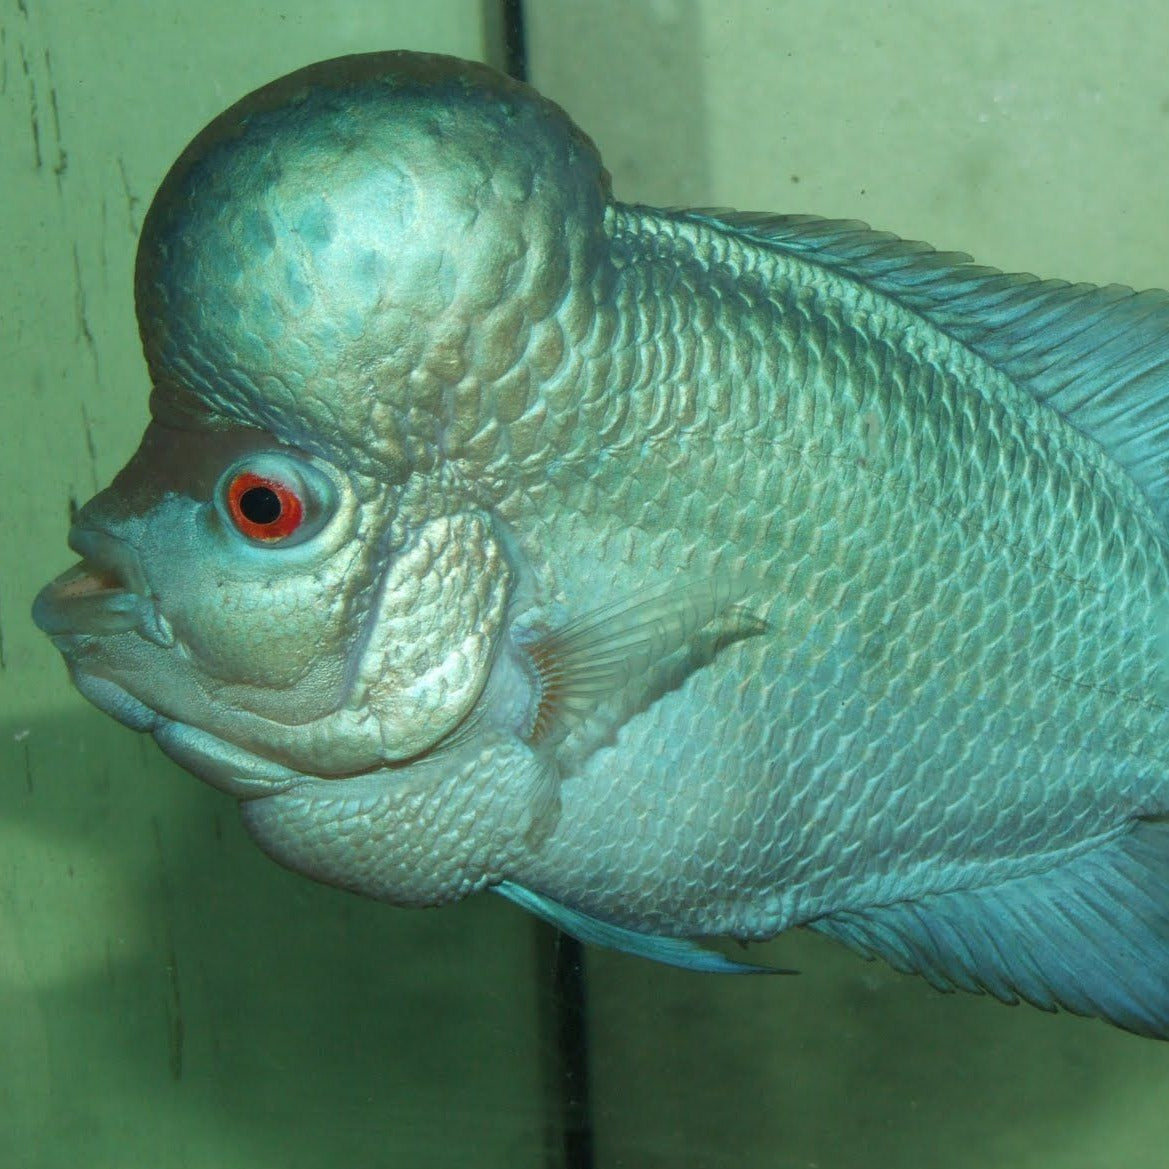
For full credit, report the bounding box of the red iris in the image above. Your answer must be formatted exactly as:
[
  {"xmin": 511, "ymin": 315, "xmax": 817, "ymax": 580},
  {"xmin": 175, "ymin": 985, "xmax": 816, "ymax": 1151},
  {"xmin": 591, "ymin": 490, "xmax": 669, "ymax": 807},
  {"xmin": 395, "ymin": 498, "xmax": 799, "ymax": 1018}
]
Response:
[{"xmin": 226, "ymin": 471, "xmax": 304, "ymax": 541}]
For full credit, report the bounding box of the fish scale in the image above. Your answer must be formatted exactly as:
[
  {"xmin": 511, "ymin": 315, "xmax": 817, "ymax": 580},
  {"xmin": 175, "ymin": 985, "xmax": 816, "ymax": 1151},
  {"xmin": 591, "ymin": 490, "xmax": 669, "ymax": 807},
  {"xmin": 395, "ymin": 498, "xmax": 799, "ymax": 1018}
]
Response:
[{"xmin": 510, "ymin": 209, "xmax": 1169, "ymax": 928}]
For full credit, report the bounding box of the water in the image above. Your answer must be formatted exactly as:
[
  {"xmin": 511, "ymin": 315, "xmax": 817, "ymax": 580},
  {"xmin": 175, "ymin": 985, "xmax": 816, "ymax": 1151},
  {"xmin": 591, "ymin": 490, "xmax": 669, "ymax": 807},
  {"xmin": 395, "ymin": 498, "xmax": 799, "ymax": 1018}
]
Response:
[{"xmin": 3, "ymin": 2, "xmax": 1169, "ymax": 1166}]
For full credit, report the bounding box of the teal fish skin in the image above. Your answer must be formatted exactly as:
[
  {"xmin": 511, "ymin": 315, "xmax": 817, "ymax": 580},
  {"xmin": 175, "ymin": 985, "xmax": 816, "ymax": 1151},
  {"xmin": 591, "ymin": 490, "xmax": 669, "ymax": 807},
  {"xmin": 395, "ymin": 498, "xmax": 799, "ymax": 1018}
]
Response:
[{"xmin": 32, "ymin": 52, "xmax": 1169, "ymax": 1034}]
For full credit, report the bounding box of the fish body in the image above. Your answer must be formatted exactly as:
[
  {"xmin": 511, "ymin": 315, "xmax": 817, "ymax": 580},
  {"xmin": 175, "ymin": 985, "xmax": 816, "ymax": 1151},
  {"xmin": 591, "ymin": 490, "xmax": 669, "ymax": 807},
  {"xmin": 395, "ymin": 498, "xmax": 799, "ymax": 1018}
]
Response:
[{"xmin": 33, "ymin": 52, "xmax": 1169, "ymax": 1034}]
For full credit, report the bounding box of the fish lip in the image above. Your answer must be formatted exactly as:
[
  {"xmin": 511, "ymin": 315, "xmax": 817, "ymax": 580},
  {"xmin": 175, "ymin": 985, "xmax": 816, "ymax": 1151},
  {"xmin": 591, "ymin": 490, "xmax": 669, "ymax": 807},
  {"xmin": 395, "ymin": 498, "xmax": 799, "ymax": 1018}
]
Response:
[
  {"xmin": 33, "ymin": 527, "xmax": 169, "ymax": 643},
  {"xmin": 66, "ymin": 526, "xmax": 149, "ymax": 594}
]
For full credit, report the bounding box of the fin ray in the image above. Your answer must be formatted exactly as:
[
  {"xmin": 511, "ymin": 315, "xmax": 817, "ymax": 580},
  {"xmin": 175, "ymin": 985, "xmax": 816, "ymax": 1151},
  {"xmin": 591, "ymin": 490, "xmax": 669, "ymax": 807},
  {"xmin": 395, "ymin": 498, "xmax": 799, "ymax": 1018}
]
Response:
[{"xmin": 520, "ymin": 574, "xmax": 767, "ymax": 746}]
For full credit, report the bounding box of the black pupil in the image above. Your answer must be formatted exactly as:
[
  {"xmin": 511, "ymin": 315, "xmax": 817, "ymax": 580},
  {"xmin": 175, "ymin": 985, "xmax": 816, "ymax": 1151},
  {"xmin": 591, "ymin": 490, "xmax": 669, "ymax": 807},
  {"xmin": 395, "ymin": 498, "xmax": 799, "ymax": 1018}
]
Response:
[{"xmin": 239, "ymin": 485, "xmax": 282, "ymax": 525}]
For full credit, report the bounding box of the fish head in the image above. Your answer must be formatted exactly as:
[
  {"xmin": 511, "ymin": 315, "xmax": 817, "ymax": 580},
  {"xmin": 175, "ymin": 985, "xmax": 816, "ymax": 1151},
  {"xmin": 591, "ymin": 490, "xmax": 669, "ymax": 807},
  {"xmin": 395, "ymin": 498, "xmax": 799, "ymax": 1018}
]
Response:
[
  {"xmin": 33, "ymin": 51, "xmax": 611, "ymax": 805},
  {"xmin": 34, "ymin": 406, "xmax": 399, "ymax": 789}
]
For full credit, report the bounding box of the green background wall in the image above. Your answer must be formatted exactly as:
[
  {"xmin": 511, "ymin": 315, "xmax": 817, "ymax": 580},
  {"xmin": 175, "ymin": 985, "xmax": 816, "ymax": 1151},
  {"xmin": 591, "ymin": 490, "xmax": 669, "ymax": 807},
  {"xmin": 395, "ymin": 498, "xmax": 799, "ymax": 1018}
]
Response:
[{"xmin": 4, "ymin": 2, "xmax": 1169, "ymax": 1167}]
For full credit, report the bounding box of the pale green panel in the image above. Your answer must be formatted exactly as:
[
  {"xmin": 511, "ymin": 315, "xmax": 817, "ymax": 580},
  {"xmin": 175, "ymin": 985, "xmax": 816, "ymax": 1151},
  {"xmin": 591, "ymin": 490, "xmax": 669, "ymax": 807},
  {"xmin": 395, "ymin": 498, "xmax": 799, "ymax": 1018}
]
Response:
[
  {"xmin": 525, "ymin": 0, "xmax": 711, "ymax": 207},
  {"xmin": 698, "ymin": 2, "xmax": 1169, "ymax": 288},
  {"xmin": 1, "ymin": 5, "xmax": 547, "ymax": 1168},
  {"xmin": 528, "ymin": 5, "xmax": 1169, "ymax": 1169}
]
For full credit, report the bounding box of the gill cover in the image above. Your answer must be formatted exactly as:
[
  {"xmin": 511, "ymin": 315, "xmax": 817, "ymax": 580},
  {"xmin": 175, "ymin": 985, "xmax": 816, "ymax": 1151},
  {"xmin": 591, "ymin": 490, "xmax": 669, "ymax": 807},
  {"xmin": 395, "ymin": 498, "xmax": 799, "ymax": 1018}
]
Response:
[{"xmin": 299, "ymin": 512, "xmax": 513, "ymax": 771}]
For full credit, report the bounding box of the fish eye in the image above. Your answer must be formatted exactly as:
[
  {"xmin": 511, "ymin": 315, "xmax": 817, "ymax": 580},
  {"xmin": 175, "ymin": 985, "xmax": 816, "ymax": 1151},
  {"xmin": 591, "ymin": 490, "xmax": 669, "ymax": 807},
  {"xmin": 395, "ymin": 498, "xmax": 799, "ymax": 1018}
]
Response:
[
  {"xmin": 227, "ymin": 471, "xmax": 303, "ymax": 540},
  {"xmin": 215, "ymin": 452, "xmax": 336, "ymax": 547}
]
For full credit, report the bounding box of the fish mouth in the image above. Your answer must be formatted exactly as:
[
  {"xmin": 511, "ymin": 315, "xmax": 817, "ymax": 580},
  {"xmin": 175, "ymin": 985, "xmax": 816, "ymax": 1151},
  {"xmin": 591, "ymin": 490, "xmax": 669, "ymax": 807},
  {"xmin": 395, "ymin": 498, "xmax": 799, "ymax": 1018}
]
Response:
[{"xmin": 33, "ymin": 528, "xmax": 173, "ymax": 646}]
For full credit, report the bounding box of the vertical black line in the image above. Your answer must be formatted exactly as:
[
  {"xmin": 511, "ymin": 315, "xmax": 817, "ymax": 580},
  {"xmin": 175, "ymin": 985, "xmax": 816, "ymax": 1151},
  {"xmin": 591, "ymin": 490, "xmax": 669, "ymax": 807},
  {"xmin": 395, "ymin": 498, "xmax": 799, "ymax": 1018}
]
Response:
[
  {"xmin": 551, "ymin": 932, "xmax": 593, "ymax": 1169},
  {"xmin": 534, "ymin": 925, "xmax": 595, "ymax": 1169},
  {"xmin": 489, "ymin": 5, "xmax": 595, "ymax": 1167},
  {"xmin": 500, "ymin": 0, "xmax": 528, "ymax": 83}
]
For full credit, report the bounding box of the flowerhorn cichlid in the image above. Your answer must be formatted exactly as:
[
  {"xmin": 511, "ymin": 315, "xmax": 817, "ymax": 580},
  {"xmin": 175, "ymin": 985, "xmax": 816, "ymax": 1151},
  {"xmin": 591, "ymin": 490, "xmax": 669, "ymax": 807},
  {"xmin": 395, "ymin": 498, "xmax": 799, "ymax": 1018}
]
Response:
[{"xmin": 33, "ymin": 51, "xmax": 1169, "ymax": 1037}]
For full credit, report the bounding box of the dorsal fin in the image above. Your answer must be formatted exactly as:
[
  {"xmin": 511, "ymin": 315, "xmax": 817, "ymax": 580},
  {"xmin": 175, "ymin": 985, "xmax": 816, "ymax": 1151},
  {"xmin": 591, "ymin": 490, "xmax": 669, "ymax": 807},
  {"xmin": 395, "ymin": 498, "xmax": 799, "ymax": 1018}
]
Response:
[{"xmin": 685, "ymin": 209, "xmax": 1169, "ymax": 531}]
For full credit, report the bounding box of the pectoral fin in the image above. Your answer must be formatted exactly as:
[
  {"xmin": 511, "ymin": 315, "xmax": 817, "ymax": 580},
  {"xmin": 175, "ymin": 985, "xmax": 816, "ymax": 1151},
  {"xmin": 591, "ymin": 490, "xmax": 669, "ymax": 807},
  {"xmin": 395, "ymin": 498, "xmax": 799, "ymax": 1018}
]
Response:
[{"xmin": 518, "ymin": 574, "xmax": 767, "ymax": 749}]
